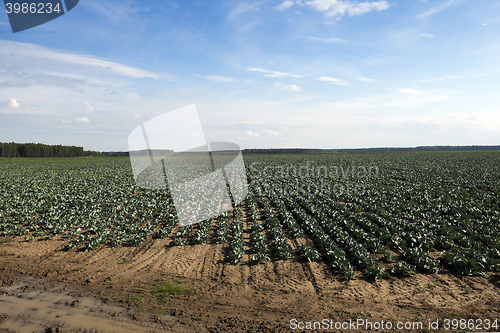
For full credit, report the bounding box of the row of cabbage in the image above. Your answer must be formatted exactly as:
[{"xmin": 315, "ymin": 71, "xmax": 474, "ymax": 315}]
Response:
[
  {"xmin": 0, "ymin": 160, "xmax": 179, "ymax": 250},
  {"xmin": 1, "ymin": 152, "xmax": 500, "ymax": 278},
  {"xmin": 244, "ymin": 152, "xmax": 500, "ymax": 277}
]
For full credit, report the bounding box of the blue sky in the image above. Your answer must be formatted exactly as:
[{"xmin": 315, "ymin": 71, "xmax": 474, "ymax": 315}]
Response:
[{"xmin": 0, "ymin": 0, "xmax": 499, "ymax": 151}]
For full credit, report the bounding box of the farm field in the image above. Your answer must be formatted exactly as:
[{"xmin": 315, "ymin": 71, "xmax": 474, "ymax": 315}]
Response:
[{"xmin": 1, "ymin": 152, "xmax": 500, "ymax": 332}]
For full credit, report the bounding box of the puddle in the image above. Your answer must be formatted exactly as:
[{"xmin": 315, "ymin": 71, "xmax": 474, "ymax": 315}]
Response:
[{"xmin": 0, "ymin": 277, "xmax": 175, "ymax": 333}]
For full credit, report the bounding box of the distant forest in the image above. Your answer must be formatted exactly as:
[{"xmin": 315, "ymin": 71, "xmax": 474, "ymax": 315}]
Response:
[
  {"xmin": 1, "ymin": 142, "xmax": 499, "ymax": 158},
  {"xmin": 0, "ymin": 142, "xmax": 103, "ymax": 158},
  {"xmin": 243, "ymin": 145, "xmax": 500, "ymax": 154}
]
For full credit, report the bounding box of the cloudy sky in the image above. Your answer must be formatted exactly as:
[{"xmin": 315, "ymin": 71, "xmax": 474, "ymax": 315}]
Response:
[{"xmin": 0, "ymin": 0, "xmax": 499, "ymax": 151}]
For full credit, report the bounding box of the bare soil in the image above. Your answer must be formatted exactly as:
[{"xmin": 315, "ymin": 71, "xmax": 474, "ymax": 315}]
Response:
[{"xmin": 1, "ymin": 234, "xmax": 500, "ymax": 332}]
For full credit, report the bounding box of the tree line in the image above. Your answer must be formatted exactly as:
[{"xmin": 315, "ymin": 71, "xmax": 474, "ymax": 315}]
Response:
[
  {"xmin": 3, "ymin": 142, "xmax": 499, "ymax": 158},
  {"xmin": 242, "ymin": 145, "xmax": 500, "ymax": 155},
  {"xmin": 0, "ymin": 142, "xmax": 103, "ymax": 158}
]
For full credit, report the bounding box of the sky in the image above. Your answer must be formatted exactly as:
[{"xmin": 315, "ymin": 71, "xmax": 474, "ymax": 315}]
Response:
[{"xmin": 0, "ymin": 0, "xmax": 499, "ymax": 151}]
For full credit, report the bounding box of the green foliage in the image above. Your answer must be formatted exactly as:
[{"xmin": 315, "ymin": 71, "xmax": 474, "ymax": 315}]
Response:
[
  {"xmin": 298, "ymin": 244, "xmax": 319, "ymax": 262},
  {"xmin": 150, "ymin": 281, "xmax": 193, "ymax": 302},
  {"xmin": 381, "ymin": 250, "xmax": 396, "ymax": 263},
  {"xmin": 251, "ymin": 253, "xmax": 271, "ymax": 264},
  {"xmin": 0, "ymin": 141, "xmax": 102, "ymax": 158},
  {"xmin": 442, "ymin": 249, "xmax": 487, "ymax": 276},
  {"xmin": 214, "ymin": 213, "xmax": 230, "ymax": 243},
  {"xmin": 228, "ymin": 218, "xmax": 244, "ymax": 264},
  {"xmin": 193, "ymin": 218, "xmax": 212, "ymax": 245},
  {"xmin": 391, "ymin": 261, "xmax": 416, "ymax": 277},
  {"xmin": 366, "ymin": 264, "xmax": 389, "ymax": 279}
]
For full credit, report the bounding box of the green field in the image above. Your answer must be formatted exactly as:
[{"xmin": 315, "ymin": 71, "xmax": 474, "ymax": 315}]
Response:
[{"xmin": 1, "ymin": 152, "xmax": 499, "ymax": 278}]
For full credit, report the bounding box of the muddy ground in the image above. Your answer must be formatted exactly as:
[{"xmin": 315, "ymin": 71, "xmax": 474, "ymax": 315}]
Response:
[{"xmin": 1, "ymin": 232, "xmax": 500, "ymax": 333}]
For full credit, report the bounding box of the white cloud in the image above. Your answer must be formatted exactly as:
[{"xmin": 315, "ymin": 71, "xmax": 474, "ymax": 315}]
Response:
[
  {"xmin": 419, "ymin": 33, "xmax": 435, "ymax": 38},
  {"xmin": 81, "ymin": 1, "xmax": 150, "ymax": 23},
  {"xmin": 0, "ymin": 107, "xmax": 54, "ymax": 115},
  {"xmin": 0, "ymin": 40, "xmax": 159, "ymax": 79},
  {"xmin": 246, "ymin": 130, "xmax": 260, "ymax": 137},
  {"xmin": 316, "ymin": 76, "xmax": 349, "ymax": 86},
  {"xmin": 396, "ymin": 88, "xmax": 422, "ymax": 95},
  {"xmin": 305, "ymin": 36, "xmax": 347, "ymax": 43},
  {"xmin": 358, "ymin": 77, "xmax": 377, "ymax": 82},
  {"xmin": 275, "ymin": 81, "xmax": 302, "ymax": 92},
  {"xmin": 303, "ymin": 0, "xmax": 390, "ymax": 18},
  {"xmin": 236, "ymin": 136, "xmax": 247, "ymax": 140},
  {"xmin": 75, "ymin": 117, "xmax": 90, "ymax": 123},
  {"xmin": 247, "ymin": 67, "xmax": 292, "ymax": 78},
  {"xmin": 417, "ymin": 0, "xmax": 456, "ymax": 19},
  {"xmin": 133, "ymin": 113, "xmax": 142, "ymax": 118},
  {"xmin": 314, "ymin": 89, "xmax": 453, "ymax": 112},
  {"xmin": 274, "ymin": 1, "xmax": 295, "ymax": 11},
  {"xmin": 0, "ymin": 99, "xmax": 53, "ymax": 115},
  {"xmin": 405, "ymin": 113, "xmax": 500, "ymax": 134},
  {"xmin": 262, "ymin": 129, "xmax": 279, "ymax": 135},
  {"xmin": 420, "ymin": 73, "xmax": 485, "ymax": 83},
  {"xmin": 228, "ymin": 2, "xmax": 262, "ymax": 19},
  {"xmin": 0, "ymin": 21, "xmax": 9, "ymax": 26},
  {"xmin": 61, "ymin": 120, "xmax": 71, "ymax": 124},
  {"xmin": 195, "ymin": 75, "xmax": 235, "ymax": 82},
  {"xmin": 8, "ymin": 99, "xmax": 20, "ymax": 109},
  {"xmin": 84, "ymin": 101, "xmax": 94, "ymax": 114}
]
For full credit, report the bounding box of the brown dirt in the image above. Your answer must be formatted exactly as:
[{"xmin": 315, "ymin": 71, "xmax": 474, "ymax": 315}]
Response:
[{"xmin": 1, "ymin": 235, "xmax": 500, "ymax": 332}]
